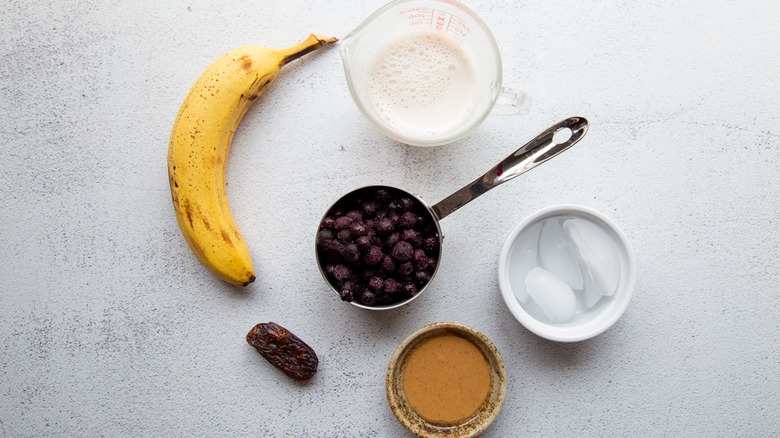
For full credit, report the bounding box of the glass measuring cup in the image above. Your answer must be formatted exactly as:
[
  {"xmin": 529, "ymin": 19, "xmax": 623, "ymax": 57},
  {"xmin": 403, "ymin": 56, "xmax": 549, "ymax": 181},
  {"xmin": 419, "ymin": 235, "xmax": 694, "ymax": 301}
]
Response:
[{"xmin": 340, "ymin": 0, "xmax": 530, "ymax": 147}]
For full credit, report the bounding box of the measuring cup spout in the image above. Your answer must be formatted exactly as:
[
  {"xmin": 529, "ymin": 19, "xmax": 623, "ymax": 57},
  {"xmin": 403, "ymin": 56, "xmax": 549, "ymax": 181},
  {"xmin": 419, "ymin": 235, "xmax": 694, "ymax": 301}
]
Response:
[{"xmin": 430, "ymin": 117, "xmax": 588, "ymax": 220}]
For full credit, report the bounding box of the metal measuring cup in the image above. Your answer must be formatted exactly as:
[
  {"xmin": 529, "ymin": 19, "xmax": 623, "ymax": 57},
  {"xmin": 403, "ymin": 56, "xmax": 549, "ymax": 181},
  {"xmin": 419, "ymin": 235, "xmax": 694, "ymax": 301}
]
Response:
[{"xmin": 316, "ymin": 117, "xmax": 589, "ymax": 310}]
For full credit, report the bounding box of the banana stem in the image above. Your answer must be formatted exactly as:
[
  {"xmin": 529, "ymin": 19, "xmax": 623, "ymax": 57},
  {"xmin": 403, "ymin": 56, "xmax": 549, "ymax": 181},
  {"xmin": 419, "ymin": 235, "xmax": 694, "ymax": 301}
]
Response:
[{"xmin": 278, "ymin": 34, "xmax": 339, "ymax": 67}]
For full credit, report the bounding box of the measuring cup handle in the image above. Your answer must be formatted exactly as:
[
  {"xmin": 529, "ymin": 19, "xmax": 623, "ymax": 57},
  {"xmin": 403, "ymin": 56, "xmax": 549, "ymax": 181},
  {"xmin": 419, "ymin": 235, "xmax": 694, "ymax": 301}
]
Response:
[
  {"xmin": 431, "ymin": 117, "xmax": 588, "ymax": 220},
  {"xmin": 490, "ymin": 87, "xmax": 532, "ymax": 115}
]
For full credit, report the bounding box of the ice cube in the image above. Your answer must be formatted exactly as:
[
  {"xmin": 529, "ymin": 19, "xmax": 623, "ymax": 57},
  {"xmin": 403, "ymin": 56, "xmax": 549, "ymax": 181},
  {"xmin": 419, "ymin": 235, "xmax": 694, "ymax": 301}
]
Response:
[
  {"xmin": 576, "ymin": 262, "xmax": 605, "ymax": 308},
  {"xmin": 525, "ymin": 267, "xmax": 577, "ymax": 324},
  {"xmin": 562, "ymin": 218, "xmax": 621, "ymax": 296},
  {"xmin": 538, "ymin": 218, "xmax": 583, "ymax": 290},
  {"xmin": 508, "ymin": 222, "xmax": 542, "ymax": 303}
]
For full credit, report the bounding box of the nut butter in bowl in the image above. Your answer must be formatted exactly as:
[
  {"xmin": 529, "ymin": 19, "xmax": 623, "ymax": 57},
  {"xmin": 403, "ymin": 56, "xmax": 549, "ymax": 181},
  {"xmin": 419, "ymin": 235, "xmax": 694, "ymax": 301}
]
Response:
[{"xmin": 386, "ymin": 322, "xmax": 507, "ymax": 437}]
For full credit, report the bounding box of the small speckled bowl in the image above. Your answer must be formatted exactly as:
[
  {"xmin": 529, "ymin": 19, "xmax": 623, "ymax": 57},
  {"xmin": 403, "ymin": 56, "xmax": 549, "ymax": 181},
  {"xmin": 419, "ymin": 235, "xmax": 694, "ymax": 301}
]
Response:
[{"xmin": 386, "ymin": 322, "xmax": 507, "ymax": 438}]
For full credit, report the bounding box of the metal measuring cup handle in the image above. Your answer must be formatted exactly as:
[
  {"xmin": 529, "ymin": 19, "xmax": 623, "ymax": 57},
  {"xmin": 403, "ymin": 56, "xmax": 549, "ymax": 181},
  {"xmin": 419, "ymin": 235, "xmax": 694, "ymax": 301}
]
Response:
[{"xmin": 431, "ymin": 117, "xmax": 589, "ymax": 220}]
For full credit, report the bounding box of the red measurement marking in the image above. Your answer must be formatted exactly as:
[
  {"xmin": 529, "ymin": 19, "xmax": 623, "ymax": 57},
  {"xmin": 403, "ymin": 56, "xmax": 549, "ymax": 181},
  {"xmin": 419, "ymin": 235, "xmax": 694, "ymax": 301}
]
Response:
[
  {"xmin": 430, "ymin": 9, "xmax": 450, "ymax": 31},
  {"xmin": 404, "ymin": 7, "xmax": 433, "ymax": 27}
]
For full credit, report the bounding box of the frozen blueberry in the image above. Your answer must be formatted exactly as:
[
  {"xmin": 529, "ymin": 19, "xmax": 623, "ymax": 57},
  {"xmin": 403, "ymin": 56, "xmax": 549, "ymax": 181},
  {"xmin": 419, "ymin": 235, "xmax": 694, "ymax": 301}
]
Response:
[
  {"xmin": 359, "ymin": 290, "xmax": 377, "ymax": 306},
  {"xmin": 397, "ymin": 197, "xmax": 416, "ymax": 212},
  {"xmin": 334, "ymin": 216, "xmax": 353, "ymax": 230},
  {"xmin": 362, "ymin": 200, "xmax": 380, "ymax": 216},
  {"xmin": 401, "ymin": 282, "xmax": 418, "ymax": 298},
  {"xmin": 324, "ymin": 264, "xmax": 336, "ymax": 278},
  {"xmin": 318, "ymin": 240, "xmax": 343, "ymax": 261},
  {"xmin": 317, "ymin": 229, "xmax": 335, "ymax": 243},
  {"xmin": 412, "ymin": 249, "xmax": 429, "ymax": 269},
  {"xmin": 364, "ymin": 245, "xmax": 384, "ymax": 265},
  {"xmin": 401, "ymin": 229, "xmax": 422, "ymax": 248},
  {"xmin": 339, "ymin": 281, "xmax": 356, "ymax": 301},
  {"xmin": 376, "ymin": 217, "xmax": 394, "ymax": 235},
  {"xmin": 350, "ymin": 221, "xmax": 369, "ymax": 237},
  {"xmin": 383, "ymin": 278, "xmax": 399, "ymax": 295},
  {"xmin": 386, "ymin": 231, "xmax": 401, "ymax": 247},
  {"xmin": 422, "ymin": 236, "xmax": 440, "ymax": 253},
  {"xmin": 414, "ymin": 270, "xmax": 432, "ymax": 285},
  {"xmin": 339, "ymin": 288, "xmax": 354, "ymax": 301},
  {"xmin": 345, "ymin": 210, "xmax": 363, "ymax": 222},
  {"xmin": 337, "ymin": 229, "xmax": 352, "ymax": 242},
  {"xmin": 391, "ymin": 241, "xmax": 414, "ymax": 262},
  {"xmin": 332, "ymin": 264, "xmax": 352, "ymax": 282},
  {"xmin": 368, "ymin": 276, "xmax": 384, "ymax": 292},
  {"xmin": 398, "ymin": 261, "xmax": 414, "ymax": 276},
  {"xmin": 320, "ymin": 217, "xmax": 336, "ymax": 230},
  {"xmin": 340, "ymin": 243, "xmax": 360, "ymax": 263},
  {"xmin": 400, "ymin": 211, "xmax": 418, "ymax": 228},
  {"xmin": 381, "ymin": 255, "xmax": 396, "ymax": 272},
  {"xmin": 355, "ymin": 235, "xmax": 372, "ymax": 251}
]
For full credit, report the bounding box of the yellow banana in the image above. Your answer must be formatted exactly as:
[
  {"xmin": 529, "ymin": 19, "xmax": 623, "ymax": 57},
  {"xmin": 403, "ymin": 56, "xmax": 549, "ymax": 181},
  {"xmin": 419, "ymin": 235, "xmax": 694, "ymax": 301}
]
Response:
[{"xmin": 168, "ymin": 34, "xmax": 338, "ymax": 286}]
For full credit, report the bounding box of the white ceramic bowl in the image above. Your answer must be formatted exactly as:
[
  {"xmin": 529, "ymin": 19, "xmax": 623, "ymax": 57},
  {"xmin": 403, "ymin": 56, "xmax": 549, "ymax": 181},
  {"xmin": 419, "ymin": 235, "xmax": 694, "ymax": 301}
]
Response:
[{"xmin": 498, "ymin": 205, "xmax": 636, "ymax": 342}]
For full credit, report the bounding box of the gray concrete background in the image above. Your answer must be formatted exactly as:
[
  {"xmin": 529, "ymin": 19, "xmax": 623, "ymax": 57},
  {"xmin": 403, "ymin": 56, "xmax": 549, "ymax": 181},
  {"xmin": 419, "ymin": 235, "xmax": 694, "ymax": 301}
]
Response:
[{"xmin": 1, "ymin": 0, "xmax": 778, "ymax": 436}]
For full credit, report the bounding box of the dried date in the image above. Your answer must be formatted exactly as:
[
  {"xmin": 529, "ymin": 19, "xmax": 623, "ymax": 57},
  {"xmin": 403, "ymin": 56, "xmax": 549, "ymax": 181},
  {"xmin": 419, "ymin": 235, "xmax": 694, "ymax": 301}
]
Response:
[{"xmin": 246, "ymin": 322, "xmax": 318, "ymax": 381}]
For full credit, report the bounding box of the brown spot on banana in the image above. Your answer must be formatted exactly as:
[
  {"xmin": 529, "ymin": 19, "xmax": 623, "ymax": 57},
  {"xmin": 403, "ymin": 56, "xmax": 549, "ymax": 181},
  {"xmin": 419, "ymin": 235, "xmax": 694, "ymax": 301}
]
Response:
[
  {"xmin": 184, "ymin": 200, "xmax": 195, "ymax": 229},
  {"xmin": 239, "ymin": 54, "xmax": 252, "ymax": 71},
  {"xmin": 221, "ymin": 229, "xmax": 233, "ymax": 245},
  {"xmin": 249, "ymin": 73, "xmax": 273, "ymax": 100}
]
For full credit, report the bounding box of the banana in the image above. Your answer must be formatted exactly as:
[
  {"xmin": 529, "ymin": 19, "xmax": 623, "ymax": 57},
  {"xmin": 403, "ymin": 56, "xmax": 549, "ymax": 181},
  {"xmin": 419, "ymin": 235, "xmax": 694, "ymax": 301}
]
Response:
[{"xmin": 168, "ymin": 34, "xmax": 338, "ymax": 286}]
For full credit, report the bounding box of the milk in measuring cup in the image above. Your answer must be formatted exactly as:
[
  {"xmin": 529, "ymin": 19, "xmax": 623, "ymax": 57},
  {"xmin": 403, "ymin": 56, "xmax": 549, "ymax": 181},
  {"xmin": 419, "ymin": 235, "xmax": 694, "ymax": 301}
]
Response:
[{"xmin": 367, "ymin": 30, "xmax": 477, "ymax": 139}]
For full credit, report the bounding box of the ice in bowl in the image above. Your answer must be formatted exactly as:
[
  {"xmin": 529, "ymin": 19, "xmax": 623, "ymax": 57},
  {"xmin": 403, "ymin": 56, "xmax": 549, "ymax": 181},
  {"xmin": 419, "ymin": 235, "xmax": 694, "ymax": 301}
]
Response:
[{"xmin": 499, "ymin": 205, "xmax": 636, "ymax": 342}]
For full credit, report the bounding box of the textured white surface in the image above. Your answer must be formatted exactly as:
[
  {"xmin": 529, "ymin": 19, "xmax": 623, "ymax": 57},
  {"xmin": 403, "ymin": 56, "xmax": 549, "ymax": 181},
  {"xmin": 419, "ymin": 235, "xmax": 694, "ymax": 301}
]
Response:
[{"xmin": 1, "ymin": 0, "xmax": 779, "ymax": 436}]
